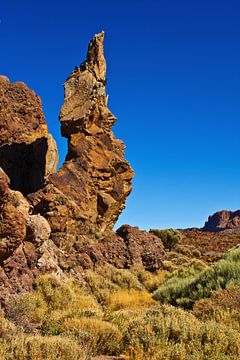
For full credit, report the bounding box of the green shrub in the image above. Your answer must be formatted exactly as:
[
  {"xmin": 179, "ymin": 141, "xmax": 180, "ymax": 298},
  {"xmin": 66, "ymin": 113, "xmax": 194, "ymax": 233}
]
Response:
[
  {"xmin": 149, "ymin": 228, "xmax": 182, "ymax": 250},
  {"xmin": 153, "ymin": 246, "xmax": 240, "ymax": 308}
]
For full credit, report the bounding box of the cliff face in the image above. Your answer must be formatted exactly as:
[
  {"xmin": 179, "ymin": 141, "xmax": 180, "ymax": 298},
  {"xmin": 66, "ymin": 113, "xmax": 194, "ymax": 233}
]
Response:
[
  {"xmin": 203, "ymin": 210, "xmax": 240, "ymax": 232},
  {"xmin": 0, "ymin": 33, "xmax": 164, "ymax": 303}
]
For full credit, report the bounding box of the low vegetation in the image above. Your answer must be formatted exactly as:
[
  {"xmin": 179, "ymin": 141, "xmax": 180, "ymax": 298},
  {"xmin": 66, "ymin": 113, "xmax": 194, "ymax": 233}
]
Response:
[
  {"xmin": 1, "ymin": 243, "xmax": 240, "ymax": 359},
  {"xmin": 153, "ymin": 245, "xmax": 240, "ymax": 308},
  {"xmin": 149, "ymin": 228, "xmax": 182, "ymax": 250}
]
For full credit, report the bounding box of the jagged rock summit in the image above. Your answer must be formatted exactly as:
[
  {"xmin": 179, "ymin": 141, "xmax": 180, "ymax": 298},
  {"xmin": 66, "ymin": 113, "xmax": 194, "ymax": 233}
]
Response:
[
  {"xmin": 29, "ymin": 32, "xmax": 134, "ymax": 240},
  {"xmin": 0, "ymin": 33, "xmax": 165, "ymax": 304},
  {"xmin": 203, "ymin": 210, "xmax": 240, "ymax": 232}
]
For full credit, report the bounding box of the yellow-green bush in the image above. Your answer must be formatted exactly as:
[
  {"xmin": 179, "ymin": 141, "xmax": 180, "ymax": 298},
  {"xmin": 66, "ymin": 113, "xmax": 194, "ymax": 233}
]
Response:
[
  {"xmin": 85, "ymin": 264, "xmax": 144, "ymax": 303},
  {"xmin": 123, "ymin": 305, "xmax": 240, "ymax": 359},
  {"xmin": 6, "ymin": 292, "xmax": 48, "ymax": 333},
  {"xmin": 105, "ymin": 289, "xmax": 156, "ymax": 311},
  {"xmin": 0, "ymin": 335, "xmax": 87, "ymax": 360},
  {"xmin": 135, "ymin": 269, "xmax": 167, "ymax": 292},
  {"xmin": 0, "ymin": 311, "xmax": 17, "ymax": 338},
  {"xmin": 6, "ymin": 274, "xmax": 101, "ymax": 335},
  {"xmin": 59, "ymin": 317, "xmax": 123, "ymax": 355}
]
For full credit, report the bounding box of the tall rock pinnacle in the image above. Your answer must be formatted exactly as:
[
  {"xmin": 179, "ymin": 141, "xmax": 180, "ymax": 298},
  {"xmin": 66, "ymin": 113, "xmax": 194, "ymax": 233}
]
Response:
[
  {"xmin": 30, "ymin": 32, "xmax": 134, "ymax": 243},
  {"xmin": 60, "ymin": 32, "xmax": 115, "ymax": 138}
]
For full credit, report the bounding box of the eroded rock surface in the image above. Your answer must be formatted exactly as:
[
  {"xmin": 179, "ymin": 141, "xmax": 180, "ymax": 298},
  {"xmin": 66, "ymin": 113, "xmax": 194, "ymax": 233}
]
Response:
[
  {"xmin": 0, "ymin": 76, "xmax": 58, "ymax": 195},
  {"xmin": 29, "ymin": 32, "xmax": 134, "ymax": 243},
  {"xmin": 203, "ymin": 210, "xmax": 240, "ymax": 232},
  {"xmin": 0, "ymin": 33, "xmax": 163, "ymax": 304}
]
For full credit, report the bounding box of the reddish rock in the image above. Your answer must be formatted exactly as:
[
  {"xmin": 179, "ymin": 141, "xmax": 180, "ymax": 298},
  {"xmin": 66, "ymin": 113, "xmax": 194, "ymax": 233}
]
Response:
[
  {"xmin": 74, "ymin": 225, "xmax": 164, "ymax": 271},
  {"xmin": 203, "ymin": 210, "xmax": 240, "ymax": 232},
  {"xmin": 116, "ymin": 225, "xmax": 165, "ymax": 271},
  {"xmin": 0, "ymin": 75, "xmax": 58, "ymax": 195}
]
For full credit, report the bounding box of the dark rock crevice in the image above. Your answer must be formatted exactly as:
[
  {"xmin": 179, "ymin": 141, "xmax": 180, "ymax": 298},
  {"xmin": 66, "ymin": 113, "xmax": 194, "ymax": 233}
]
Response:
[{"xmin": 0, "ymin": 137, "xmax": 48, "ymax": 196}]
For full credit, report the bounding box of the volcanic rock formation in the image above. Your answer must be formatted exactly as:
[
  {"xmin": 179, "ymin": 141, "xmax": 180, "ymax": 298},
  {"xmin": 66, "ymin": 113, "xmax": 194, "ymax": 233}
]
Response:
[
  {"xmin": 0, "ymin": 33, "xmax": 165, "ymax": 303},
  {"xmin": 29, "ymin": 32, "xmax": 134, "ymax": 242},
  {"xmin": 0, "ymin": 76, "xmax": 58, "ymax": 195},
  {"xmin": 203, "ymin": 210, "xmax": 240, "ymax": 232}
]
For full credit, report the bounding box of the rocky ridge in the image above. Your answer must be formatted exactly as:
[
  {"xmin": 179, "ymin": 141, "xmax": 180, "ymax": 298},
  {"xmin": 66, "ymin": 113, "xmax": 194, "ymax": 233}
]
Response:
[
  {"xmin": 203, "ymin": 210, "xmax": 240, "ymax": 232},
  {"xmin": 0, "ymin": 33, "xmax": 164, "ymax": 303}
]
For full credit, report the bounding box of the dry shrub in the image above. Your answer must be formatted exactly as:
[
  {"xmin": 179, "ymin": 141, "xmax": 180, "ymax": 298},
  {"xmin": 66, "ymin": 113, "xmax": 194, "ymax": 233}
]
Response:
[
  {"xmin": 0, "ymin": 335, "xmax": 86, "ymax": 360},
  {"xmin": 193, "ymin": 285, "xmax": 240, "ymax": 331},
  {"xmin": 135, "ymin": 269, "xmax": 167, "ymax": 292},
  {"xmin": 123, "ymin": 305, "xmax": 240, "ymax": 359},
  {"xmin": 85, "ymin": 264, "xmax": 144, "ymax": 303},
  {"xmin": 95, "ymin": 264, "xmax": 143, "ymax": 290},
  {"xmin": 5, "ymin": 292, "xmax": 48, "ymax": 333},
  {"xmin": 0, "ymin": 311, "xmax": 17, "ymax": 338},
  {"xmin": 60, "ymin": 317, "xmax": 123, "ymax": 355},
  {"xmin": 34, "ymin": 275, "xmax": 74, "ymax": 310},
  {"xmin": 106, "ymin": 307, "xmax": 147, "ymax": 334},
  {"xmin": 106, "ymin": 289, "xmax": 156, "ymax": 311},
  {"xmin": 6, "ymin": 274, "xmax": 101, "ymax": 335}
]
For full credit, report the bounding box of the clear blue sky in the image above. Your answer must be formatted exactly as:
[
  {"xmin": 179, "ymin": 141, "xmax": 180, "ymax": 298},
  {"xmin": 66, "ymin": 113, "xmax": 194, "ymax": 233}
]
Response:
[{"xmin": 1, "ymin": 0, "xmax": 240, "ymax": 230}]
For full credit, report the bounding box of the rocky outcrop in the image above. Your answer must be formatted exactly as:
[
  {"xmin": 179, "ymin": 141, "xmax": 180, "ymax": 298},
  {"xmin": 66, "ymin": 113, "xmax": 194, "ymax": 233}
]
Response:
[
  {"xmin": 0, "ymin": 76, "xmax": 58, "ymax": 195},
  {"xmin": 29, "ymin": 32, "xmax": 134, "ymax": 245},
  {"xmin": 203, "ymin": 210, "xmax": 240, "ymax": 232},
  {"xmin": 0, "ymin": 33, "xmax": 142, "ymax": 303},
  {"xmin": 76, "ymin": 225, "xmax": 164, "ymax": 271},
  {"xmin": 0, "ymin": 168, "xmax": 64, "ymax": 303}
]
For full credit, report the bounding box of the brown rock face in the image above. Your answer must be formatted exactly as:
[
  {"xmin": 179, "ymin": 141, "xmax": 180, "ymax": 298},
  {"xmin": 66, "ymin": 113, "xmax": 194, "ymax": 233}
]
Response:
[
  {"xmin": 0, "ymin": 33, "xmax": 152, "ymax": 304},
  {"xmin": 0, "ymin": 76, "xmax": 58, "ymax": 195},
  {"xmin": 59, "ymin": 32, "xmax": 133, "ymax": 234},
  {"xmin": 30, "ymin": 32, "xmax": 134, "ymax": 242},
  {"xmin": 203, "ymin": 210, "xmax": 240, "ymax": 232},
  {"xmin": 75, "ymin": 225, "xmax": 164, "ymax": 271}
]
